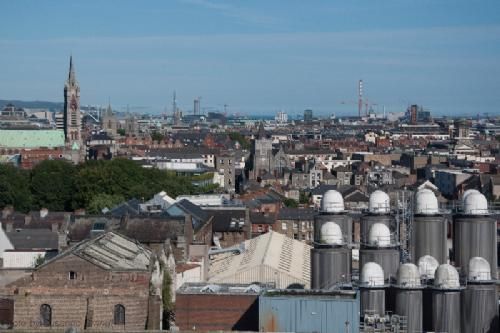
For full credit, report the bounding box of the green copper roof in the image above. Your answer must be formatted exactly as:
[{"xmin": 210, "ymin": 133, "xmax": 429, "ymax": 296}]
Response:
[{"xmin": 0, "ymin": 129, "xmax": 65, "ymax": 148}]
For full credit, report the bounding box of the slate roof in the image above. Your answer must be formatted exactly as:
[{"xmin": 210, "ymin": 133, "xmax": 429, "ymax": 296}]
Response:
[
  {"xmin": 278, "ymin": 208, "xmax": 316, "ymax": 221},
  {"xmin": 109, "ymin": 198, "xmax": 141, "ymax": 217},
  {"xmin": 205, "ymin": 208, "xmax": 247, "ymax": 232},
  {"xmin": 310, "ymin": 184, "xmax": 337, "ymax": 196},
  {"xmin": 6, "ymin": 229, "xmax": 59, "ymax": 250},
  {"xmin": 249, "ymin": 212, "xmax": 276, "ymax": 225},
  {"xmin": 118, "ymin": 217, "xmax": 184, "ymax": 243},
  {"xmin": 1, "ymin": 211, "xmax": 68, "ymax": 231}
]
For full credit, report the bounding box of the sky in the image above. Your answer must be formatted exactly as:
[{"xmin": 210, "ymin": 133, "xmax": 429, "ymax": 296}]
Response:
[{"xmin": 1, "ymin": 0, "xmax": 500, "ymax": 117}]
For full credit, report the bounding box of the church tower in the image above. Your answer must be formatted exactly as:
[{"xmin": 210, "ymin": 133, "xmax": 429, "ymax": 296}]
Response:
[{"xmin": 63, "ymin": 56, "xmax": 81, "ymax": 149}]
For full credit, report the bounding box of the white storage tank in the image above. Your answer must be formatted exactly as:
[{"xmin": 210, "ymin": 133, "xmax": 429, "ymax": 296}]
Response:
[
  {"xmin": 412, "ymin": 189, "xmax": 448, "ymax": 264},
  {"xmin": 359, "ymin": 262, "xmax": 386, "ymax": 317},
  {"xmin": 431, "ymin": 264, "xmax": 462, "ymax": 333},
  {"xmin": 461, "ymin": 257, "xmax": 499, "ymax": 333},
  {"xmin": 394, "ymin": 263, "xmax": 423, "ymax": 333},
  {"xmin": 453, "ymin": 191, "xmax": 497, "ymax": 279}
]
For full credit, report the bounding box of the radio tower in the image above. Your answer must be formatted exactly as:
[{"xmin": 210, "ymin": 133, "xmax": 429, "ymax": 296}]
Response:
[{"xmin": 358, "ymin": 79, "xmax": 363, "ymax": 118}]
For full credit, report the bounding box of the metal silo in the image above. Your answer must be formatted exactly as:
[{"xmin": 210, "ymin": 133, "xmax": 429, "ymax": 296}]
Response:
[
  {"xmin": 417, "ymin": 255, "xmax": 439, "ymax": 332},
  {"xmin": 461, "ymin": 257, "xmax": 499, "ymax": 333},
  {"xmin": 453, "ymin": 192, "xmax": 497, "ymax": 279},
  {"xmin": 394, "ymin": 263, "xmax": 423, "ymax": 333},
  {"xmin": 432, "ymin": 264, "xmax": 463, "ymax": 333},
  {"xmin": 411, "ymin": 189, "xmax": 448, "ymax": 264},
  {"xmin": 359, "ymin": 262, "xmax": 386, "ymax": 317},
  {"xmin": 311, "ymin": 190, "xmax": 352, "ymax": 289},
  {"xmin": 360, "ymin": 190, "xmax": 395, "ymax": 245},
  {"xmin": 315, "ymin": 190, "xmax": 353, "ymax": 244},
  {"xmin": 359, "ymin": 223, "xmax": 400, "ymax": 282}
]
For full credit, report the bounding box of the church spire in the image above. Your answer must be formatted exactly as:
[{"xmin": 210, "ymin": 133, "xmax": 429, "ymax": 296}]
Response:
[{"xmin": 68, "ymin": 55, "xmax": 76, "ymax": 84}]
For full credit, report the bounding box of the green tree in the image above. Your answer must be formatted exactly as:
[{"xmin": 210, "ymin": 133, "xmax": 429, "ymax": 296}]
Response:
[
  {"xmin": 283, "ymin": 198, "xmax": 299, "ymax": 208},
  {"xmin": 30, "ymin": 160, "xmax": 75, "ymax": 211},
  {"xmin": 117, "ymin": 128, "xmax": 126, "ymax": 136},
  {"xmin": 299, "ymin": 191, "xmax": 310, "ymax": 204},
  {"xmin": 0, "ymin": 164, "xmax": 32, "ymax": 212},
  {"xmin": 228, "ymin": 132, "xmax": 251, "ymax": 149},
  {"xmin": 87, "ymin": 193, "xmax": 125, "ymax": 214},
  {"xmin": 151, "ymin": 131, "xmax": 164, "ymax": 143}
]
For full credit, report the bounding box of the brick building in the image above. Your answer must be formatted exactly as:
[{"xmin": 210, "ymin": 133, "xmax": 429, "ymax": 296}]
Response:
[
  {"xmin": 276, "ymin": 207, "xmax": 315, "ymax": 243},
  {"xmin": 2, "ymin": 232, "xmax": 163, "ymax": 331},
  {"xmin": 175, "ymin": 283, "xmax": 261, "ymax": 331}
]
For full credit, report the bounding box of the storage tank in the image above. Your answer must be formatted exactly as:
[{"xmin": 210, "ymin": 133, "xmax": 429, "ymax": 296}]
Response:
[
  {"xmin": 418, "ymin": 255, "xmax": 439, "ymax": 331},
  {"xmin": 359, "ymin": 223, "xmax": 400, "ymax": 282},
  {"xmin": 315, "ymin": 190, "xmax": 353, "ymax": 244},
  {"xmin": 417, "ymin": 255, "xmax": 439, "ymax": 281},
  {"xmin": 394, "ymin": 263, "xmax": 423, "ymax": 333},
  {"xmin": 359, "ymin": 262, "xmax": 386, "ymax": 317},
  {"xmin": 431, "ymin": 264, "xmax": 463, "ymax": 333},
  {"xmin": 411, "ymin": 189, "xmax": 448, "ymax": 264},
  {"xmin": 461, "ymin": 257, "xmax": 499, "ymax": 333},
  {"xmin": 360, "ymin": 190, "xmax": 395, "ymax": 245},
  {"xmin": 311, "ymin": 221, "xmax": 351, "ymax": 289},
  {"xmin": 453, "ymin": 192, "xmax": 497, "ymax": 278}
]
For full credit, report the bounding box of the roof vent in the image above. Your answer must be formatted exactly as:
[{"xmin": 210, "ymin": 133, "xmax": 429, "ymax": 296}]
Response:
[
  {"xmin": 200, "ymin": 284, "xmax": 220, "ymax": 293},
  {"xmin": 368, "ymin": 190, "xmax": 390, "ymax": 214},
  {"xmin": 360, "ymin": 262, "xmax": 385, "ymax": 287},
  {"xmin": 320, "ymin": 222, "xmax": 343, "ymax": 245},
  {"xmin": 320, "ymin": 190, "xmax": 345, "ymax": 213},
  {"xmin": 244, "ymin": 284, "xmax": 261, "ymax": 293},
  {"xmin": 434, "ymin": 264, "xmax": 460, "ymax": 289},
  {"xmin": 418, "ymin": 255, "xmax": 439, "ymax": 280},
  {"xmin": 415, "ymin": 189, "xmax": 439, "ymax": 215},
  {"xmin": 468, "ymin": 257, "xmax": 491, "ymax": 281},
  {"xmin": 397, "ymin": 263, "xmax": 421, "ymax": 287},
  {"xmin": 367, "ymin": 223, "xmax": 392, "ymax": 247}
]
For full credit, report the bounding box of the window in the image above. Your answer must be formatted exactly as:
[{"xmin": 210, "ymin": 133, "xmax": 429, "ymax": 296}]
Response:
[
  {"xmin": 40, "ymin": 304, "xmax": 51, "ymax": 327},
  {"xmin": 114, "ymin": 304, "xmax": 126, "ymax": 325},
  {"xmin": 69, "ymin": 271, "xmax": 77, "ymax": 280}
]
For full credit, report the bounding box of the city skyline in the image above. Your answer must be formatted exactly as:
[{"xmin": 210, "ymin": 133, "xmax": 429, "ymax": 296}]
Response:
[{"xmin": 1, "ymin": 0, "xmax": 500, "ymax": 116}]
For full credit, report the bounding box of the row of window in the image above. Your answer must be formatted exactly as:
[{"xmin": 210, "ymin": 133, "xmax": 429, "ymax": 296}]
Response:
[{"xmin": 39, "ymin": 304, "xmax": 126, "ymax": 327}]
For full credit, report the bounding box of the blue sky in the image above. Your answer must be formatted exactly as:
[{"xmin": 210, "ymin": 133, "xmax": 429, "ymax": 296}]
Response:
[{"xmin": 1, "ymin": 0, "xmax": 499, "ymax": 116}]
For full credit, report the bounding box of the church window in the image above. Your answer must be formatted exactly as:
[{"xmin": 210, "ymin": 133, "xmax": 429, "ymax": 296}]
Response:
[
  {"xmin": 114, "ymin": 304, "xmax": 125, "ymax": 325},
  {"xmin": 40, "ymin": 304, "xmax": 51, "ymax": 327}
]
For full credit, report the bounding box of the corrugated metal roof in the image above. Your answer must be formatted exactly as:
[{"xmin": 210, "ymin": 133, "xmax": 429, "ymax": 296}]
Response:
[
  {"xmin": 41, "ymin": 232, "xmax": 151, "ymax": 271},
  {"xmin": 208, "ymin": 231, "xmax": 311, "ymax": 288},
  {"xmin": 0, "ymin": 129, "xmax": 65, "ymax": 148}
]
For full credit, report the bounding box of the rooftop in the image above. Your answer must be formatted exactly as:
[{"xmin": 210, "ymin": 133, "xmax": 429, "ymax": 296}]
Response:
[
  {"xmin": 0, "ymin": 129, "xmax": 65, "ymax": 148},
  {"xmin": 42, "ymin": 231, "xmax": 152, "ymax": 271}
]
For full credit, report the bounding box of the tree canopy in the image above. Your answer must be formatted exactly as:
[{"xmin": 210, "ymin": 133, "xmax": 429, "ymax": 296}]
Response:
[{"xmin": 0, "ymin": 158, "xmax": 201, "ymax": 213}]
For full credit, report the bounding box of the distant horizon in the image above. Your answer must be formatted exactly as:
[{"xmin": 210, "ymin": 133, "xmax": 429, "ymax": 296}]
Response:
[
  {"xmin": 0, "ymin": 97, "xmax": 492, "ymax": 119},
  {"xmin": 1, "ymin": 1, "xmax": 499, "ymax": 117}
]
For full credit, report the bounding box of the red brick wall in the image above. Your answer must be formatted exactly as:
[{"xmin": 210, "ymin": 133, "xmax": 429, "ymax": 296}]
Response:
[{"xmin": 175, "ymin": 293, "xmax": 258, "ymax": 331}]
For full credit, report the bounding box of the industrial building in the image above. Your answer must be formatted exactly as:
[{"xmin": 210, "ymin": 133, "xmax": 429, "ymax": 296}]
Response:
[
  {"xmin": 309, "ymin": 188, "xmax": 499, "ymax": 333},
  {"xmin": 208, "ymin": 230, "xmax": 311, "ymax": 289}
]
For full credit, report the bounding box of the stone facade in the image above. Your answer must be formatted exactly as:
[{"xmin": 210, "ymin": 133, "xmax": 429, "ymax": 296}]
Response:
[{"xmin": 2, "ymin": 233, "xmax": 163, "ymax": 331}]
